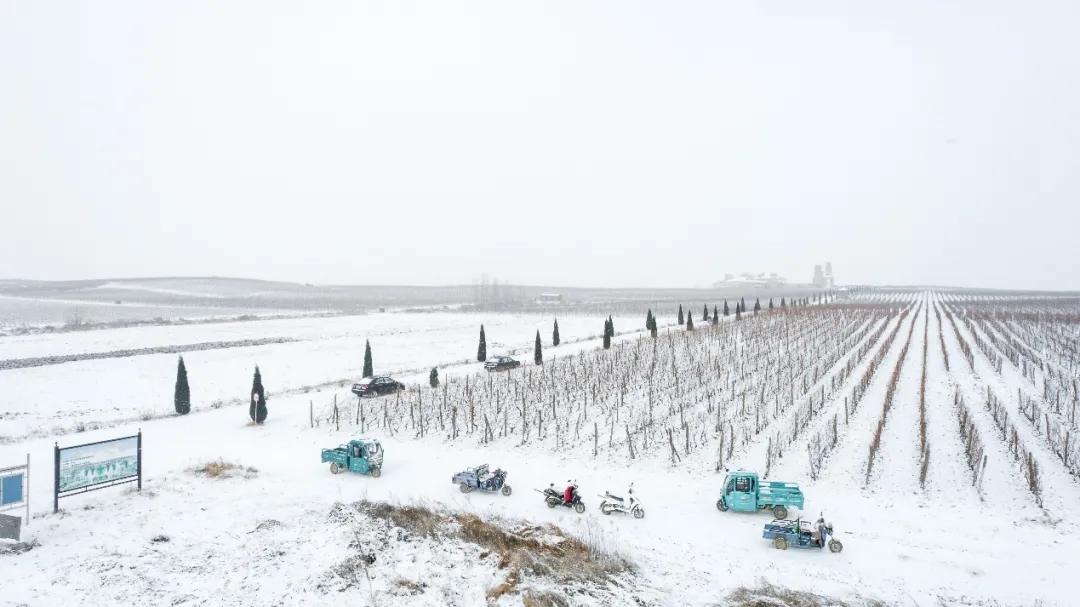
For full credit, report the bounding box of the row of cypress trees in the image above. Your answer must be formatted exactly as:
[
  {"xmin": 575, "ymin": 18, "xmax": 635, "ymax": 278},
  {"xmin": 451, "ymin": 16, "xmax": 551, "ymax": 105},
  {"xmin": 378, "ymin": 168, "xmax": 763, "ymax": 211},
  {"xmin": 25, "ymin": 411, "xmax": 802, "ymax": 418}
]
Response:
[
  {"xmin": 173, "ymin": 295, "xmax": 826, "ymax": 421},
  {"xmin": 173, "ymin": 356, "xmax": 266, "ymax": 424}
]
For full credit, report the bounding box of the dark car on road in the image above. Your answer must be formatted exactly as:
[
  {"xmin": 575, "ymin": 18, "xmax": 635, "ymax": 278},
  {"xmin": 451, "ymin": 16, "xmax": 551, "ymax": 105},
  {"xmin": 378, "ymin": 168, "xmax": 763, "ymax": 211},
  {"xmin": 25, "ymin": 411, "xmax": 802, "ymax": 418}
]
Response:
[
  {"xmin": 351, "ymin": 376, "xmax": 406, "ymax": 397},
  {"xmin": 485, "ymin": 356, "xmax": 521, "ymax": 372}
]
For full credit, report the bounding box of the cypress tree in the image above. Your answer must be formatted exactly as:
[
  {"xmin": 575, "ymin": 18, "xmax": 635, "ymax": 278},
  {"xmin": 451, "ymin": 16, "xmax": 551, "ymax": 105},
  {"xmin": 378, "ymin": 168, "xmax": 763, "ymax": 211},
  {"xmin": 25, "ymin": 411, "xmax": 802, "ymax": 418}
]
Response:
[
  {"xmin": 552, "ymin": 318, "xmax": 560, "ymax": 347},
  {"xmin": 687, "ymin": 311, "xmax": 694, "ymax": 331},
  {"xmin": 781, "ymin": 297, "xmax": 786, "ymax": 308},
  {"xmin": 723, "ymin": 300, "xmax": 729, "ymax": 316},
  {"xmin": 712, "ymin": 306, "xmax": 719, "ymax": 325},
  {"xmin": 645, "ymin": 309, "xmax": 653, "ymax": 331},
  {"xmin": 740, "ymin": 297, "xmax": 747, "ymax": 314},
  {"xmin": 677, "ymin": 304, "xmax": 684, "ymax": 325},
  {"xmin": 735, "ymin": 305, "xmax": 742, "ymax": 321},
  {"xmin": 769, "ymin": 298, "xmax": 774, "ymax": 311},
  {"xmin": 603, "ymin": 319, "xmax": 612, "ymax": 349},
  {"xmin": 250, "ymin": 365, "xmax": 267, "ymax": 424},
  {"xmin": 754, "ymin": 298, "xmax": 761, "ymax": 314},
  {"xmin": 534, "ymin": 330, "xmax": 543, "ymax": 365},
  {"xmin": 703, "ymin": 304, "xmax": 709, "ymax": 322},
  {"xmin": 477, "ymin": 325, "xmax": 487, "ymax": 362},
  {"xmin": 429, "ymin": 367, "xmax": 439, "ymax": 388},
  {"xmin": 174, "ymin": 356, "xmax": 190, "ymax": 415},
  {"xmin": 608, "ymin": 315, "xmax": 615, "ymax": 338},
  {"xmin": 363, "ymin": 340, "xmax": 373, "ymax": 378}
]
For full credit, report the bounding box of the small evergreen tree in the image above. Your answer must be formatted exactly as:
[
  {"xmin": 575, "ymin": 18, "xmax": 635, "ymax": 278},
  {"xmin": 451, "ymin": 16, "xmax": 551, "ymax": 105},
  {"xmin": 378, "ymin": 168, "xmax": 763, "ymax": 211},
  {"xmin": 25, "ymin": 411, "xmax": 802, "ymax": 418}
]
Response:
[
  {"xmin": 740, "ymin": 297, "xmax": 746, "ymax": 314},
  {"xmin": 703, "ymin": 304, "xmax": 709, "ymax": 322},
  {"xmin": 363, "ymin": 340, "xmax": 373, "ymax": 378},
  {"xmin": 781, "ymin": 297, "xmax": 786, "ymax": 308},
  {"xmin": 608, "ymin": 315, "xmax": 615, "ymax": 338},
  {"xmin": 249, "ymin": 365, "xmax": 267, "ymax": 424},
  {"xmin": 723, "ymin": 300, "xmax": 730, "ymax": 316},
  {"xmin": 687, "ymin": 311, "xmax": 694, "ymax": 331},
  {"xmin": 646, "ymin": 309, "xmax": 657, "ymax": 338},
  {"xmin": 534, "ymin": 330, "xmax": 543, "ymax": 365},
  {"xmin": 754, "ymin": 298, "xmax": 761, "ymax": 314},
  {"xmin": 645, "ymin": 309, "xmax": 653, "ymax": 331},
  {"xmin": 429, "ymin": 367, "xmax": 439, "ymax": 388},
  {"xmin": 712, "ymin": 306, "xmax": 719, "ymax": 325},
  {"xmin": 678, "ymin": 304, "xmax": 684, "ymax": 325},
  {"xmin": 174, "ymin": 356, "xmax": 190, "ymax": 415},
  {"xmin": 769, "ymin": 298, "xmax": 774, "ymax": 311},
  {"xmin": 735, "ymin": 305, "xmax": 742, "ymax": 321},
  {"xmin": 477, "ymin": 325, "xmax": 487, "ymax": 362},
  {"xmin": 603, "ymin": 319, "xmax": 612, "ymax": 349},
  {"xmin": 552, "ymin": 318, "xmax": 560, "ymax": 347}
]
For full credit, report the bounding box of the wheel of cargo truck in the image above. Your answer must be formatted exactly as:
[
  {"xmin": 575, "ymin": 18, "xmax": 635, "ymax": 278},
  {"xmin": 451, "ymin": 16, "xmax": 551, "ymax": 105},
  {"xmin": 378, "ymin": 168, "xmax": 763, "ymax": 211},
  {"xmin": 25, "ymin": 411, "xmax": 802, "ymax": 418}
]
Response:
[
  {"xmin": 716, "ymin": 499, "xmax": 728, "ymax": 512},
  {"xmin": 774, "ymin": 536, "xmax": 788, "ymax": 550},
  {"xmin": 371, "ymin": 467, "xmax": 382, "ymax": 478},
  {"xmin": 459, "ymin": 483, "xmax": 470, "ymax": 493},
  {"xmin": 772, "ymin": 505, "xmax": 788, "ymax": 519},
  {"xmin": 829, "ymin": 540, "xmax": 843, "ymax": 553},
  {"xmin": 330, "ymin": 463, "xmax": 340, "ymax": 474}
]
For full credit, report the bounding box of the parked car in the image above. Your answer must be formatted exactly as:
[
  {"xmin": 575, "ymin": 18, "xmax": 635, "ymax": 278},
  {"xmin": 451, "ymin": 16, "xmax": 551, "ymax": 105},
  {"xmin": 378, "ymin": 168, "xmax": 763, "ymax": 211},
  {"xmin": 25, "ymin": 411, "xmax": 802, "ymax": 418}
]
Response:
[
  {"xmin": 485, "ymin": 356, "xmax": 521, "ymax": 372},
  {"xmin": 351, "ymin": 376, "xmax": 406, "ymax": 397}
]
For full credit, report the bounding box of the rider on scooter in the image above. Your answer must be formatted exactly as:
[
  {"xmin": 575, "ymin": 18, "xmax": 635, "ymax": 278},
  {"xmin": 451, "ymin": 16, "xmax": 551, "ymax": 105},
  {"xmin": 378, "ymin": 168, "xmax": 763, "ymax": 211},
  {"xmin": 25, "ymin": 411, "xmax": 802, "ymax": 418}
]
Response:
[{"xmin": 564, "ymin": 481, "xmax": 575, "ymax": 505}]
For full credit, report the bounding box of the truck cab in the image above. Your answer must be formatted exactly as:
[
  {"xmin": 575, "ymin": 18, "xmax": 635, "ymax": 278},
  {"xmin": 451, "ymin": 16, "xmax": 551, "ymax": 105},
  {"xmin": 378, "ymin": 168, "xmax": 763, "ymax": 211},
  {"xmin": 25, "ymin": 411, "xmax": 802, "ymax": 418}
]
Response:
[{"xmin": 723, "ymin": 472, "xmax": 760, "ymax": 511}]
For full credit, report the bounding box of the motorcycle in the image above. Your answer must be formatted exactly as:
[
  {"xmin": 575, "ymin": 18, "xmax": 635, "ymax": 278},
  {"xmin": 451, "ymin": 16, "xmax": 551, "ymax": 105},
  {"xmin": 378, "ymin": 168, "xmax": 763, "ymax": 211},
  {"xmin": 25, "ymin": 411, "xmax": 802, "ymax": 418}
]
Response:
[
  {"xmin": 599, "ymin": 482, "xmax": 644, "ymax": 519},
  {"xmin": 535, "ymin": 481, "xmax": 586, "ymax": 514}
]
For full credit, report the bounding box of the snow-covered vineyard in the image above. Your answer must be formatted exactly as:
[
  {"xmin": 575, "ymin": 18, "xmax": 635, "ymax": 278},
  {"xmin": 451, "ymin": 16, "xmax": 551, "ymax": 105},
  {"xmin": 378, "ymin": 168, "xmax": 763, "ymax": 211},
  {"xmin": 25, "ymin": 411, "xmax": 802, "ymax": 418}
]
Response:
[{"xmin": 2, "ymin": 291, "xmax": 1079, "ymax": 606}]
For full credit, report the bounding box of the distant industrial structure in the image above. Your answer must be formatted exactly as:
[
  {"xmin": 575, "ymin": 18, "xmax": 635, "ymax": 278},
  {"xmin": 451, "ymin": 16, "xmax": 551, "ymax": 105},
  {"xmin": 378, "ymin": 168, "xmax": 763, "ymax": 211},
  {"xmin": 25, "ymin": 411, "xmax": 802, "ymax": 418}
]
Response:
[
  {"xmin": 812, "ymin": 263, "xmax": 835, "ymax": 289},
  {"xmin": 713, "ymin": 272, "xmax": 789, "ymax": 289}
]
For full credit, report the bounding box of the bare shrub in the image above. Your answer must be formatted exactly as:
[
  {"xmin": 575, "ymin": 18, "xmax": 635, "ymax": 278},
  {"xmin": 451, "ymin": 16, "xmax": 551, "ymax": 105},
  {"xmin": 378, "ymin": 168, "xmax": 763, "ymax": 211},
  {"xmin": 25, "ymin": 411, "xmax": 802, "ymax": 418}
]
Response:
[
  {"xmin": 522, "ymin": 589, "xmax": 571, "ymax": 607},
  {"xmin": 190, "ymin": 459, "xmax": 258, "ymax": 479},
  {"xmin": 727, "ymin": 581, "xmax": 892, "ymax": 607}
]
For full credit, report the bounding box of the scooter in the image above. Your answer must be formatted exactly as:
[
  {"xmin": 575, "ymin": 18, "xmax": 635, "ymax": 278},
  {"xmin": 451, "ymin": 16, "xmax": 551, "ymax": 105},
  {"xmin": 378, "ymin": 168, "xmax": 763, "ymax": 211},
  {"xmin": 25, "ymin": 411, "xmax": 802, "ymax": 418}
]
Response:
[
  {"xmin": 599, "ymin": 482, "xmax": 644, "ymax": 518},
  {"xmin": 535, "ymin": 482, "xmax": 586, "ymax": 513}
]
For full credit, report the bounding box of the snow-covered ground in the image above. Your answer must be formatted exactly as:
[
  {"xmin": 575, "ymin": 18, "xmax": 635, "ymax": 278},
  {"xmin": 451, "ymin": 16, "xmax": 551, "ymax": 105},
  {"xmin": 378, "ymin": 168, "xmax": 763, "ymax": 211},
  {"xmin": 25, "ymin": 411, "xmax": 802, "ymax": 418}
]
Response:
[
  {"xmin": 1, "ymin": 295, "xmax": 1076, "ymax": 606},
  {"xmin": 0, "ymin": 312, "xmax": 646, "ymax": 441}
]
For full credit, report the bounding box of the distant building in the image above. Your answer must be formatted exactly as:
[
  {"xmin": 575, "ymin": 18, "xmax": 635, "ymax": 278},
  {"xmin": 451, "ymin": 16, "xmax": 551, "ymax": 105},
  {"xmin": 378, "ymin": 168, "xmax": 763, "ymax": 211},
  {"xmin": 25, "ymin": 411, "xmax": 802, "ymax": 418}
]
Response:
[
  {"xmin": 535, "ymin": 293, "xmax": 563, "ymax": 305},
  {"xmin": 714, "ymin": 273, "xmax": 788, "ymax": 288}
]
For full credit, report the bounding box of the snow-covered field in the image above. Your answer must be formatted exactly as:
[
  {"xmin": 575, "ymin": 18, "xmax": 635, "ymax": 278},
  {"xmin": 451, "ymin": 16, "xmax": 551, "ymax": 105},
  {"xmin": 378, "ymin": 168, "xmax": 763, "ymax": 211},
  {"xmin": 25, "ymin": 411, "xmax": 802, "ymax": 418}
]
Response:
[
  {"xmin": 2, "ymin": 293, "xmax": 1077, "ymax": 606},
  {"xmin": 0, "ymin": 311, "xmax": 646, "ymax": 442}
]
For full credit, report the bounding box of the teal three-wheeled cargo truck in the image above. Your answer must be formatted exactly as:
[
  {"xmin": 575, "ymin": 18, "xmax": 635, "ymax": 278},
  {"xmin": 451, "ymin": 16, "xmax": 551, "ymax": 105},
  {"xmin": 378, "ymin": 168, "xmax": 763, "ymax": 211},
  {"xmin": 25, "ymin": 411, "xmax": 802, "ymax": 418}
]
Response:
[
  {"xmin": 321, "ymin": 438, "xmax": 383, "ymax": 477},
  {"xmin": 716, "ymin": 471, "xmax": 804, "ymax": 519}
]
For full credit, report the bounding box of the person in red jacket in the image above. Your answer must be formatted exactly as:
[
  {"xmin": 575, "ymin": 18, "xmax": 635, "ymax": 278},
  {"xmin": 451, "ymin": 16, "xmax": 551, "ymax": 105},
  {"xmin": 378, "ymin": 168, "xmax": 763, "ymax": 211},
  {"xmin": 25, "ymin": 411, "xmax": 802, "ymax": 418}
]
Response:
[{"xmin": 564, "ymin": 481, "xmax": 575, "ymax": 505}]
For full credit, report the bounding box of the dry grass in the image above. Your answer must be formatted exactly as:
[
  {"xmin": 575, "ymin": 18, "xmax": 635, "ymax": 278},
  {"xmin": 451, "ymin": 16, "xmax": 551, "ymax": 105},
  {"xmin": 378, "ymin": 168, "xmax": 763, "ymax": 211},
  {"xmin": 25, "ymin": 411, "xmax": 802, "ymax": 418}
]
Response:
[
  {"xmin": 522, "ymin": 588, "xmax": 571, "ymax": 607},
  {"xmin": 190, "ymin": 459, "xmax": 258, "ymax": 479},
  {"xmin": 341, "ymin": 499, "xmax": 632, "ymax": 601},
  {"xmin": 726, "ymin": 582, "xmax": 891, "ymax": 607}
]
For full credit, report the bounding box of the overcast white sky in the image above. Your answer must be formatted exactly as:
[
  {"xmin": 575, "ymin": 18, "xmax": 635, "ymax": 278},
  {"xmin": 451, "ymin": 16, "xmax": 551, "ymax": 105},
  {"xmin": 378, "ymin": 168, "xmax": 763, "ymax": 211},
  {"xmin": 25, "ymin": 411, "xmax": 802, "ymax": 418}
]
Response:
[{"xmin": 1, "ymin": 1, "xmax": 1077, "ymax": 289}]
